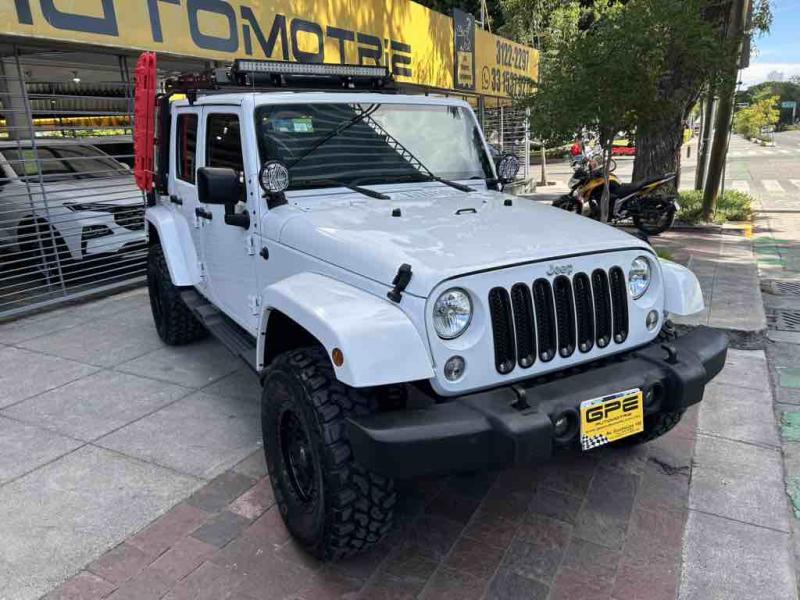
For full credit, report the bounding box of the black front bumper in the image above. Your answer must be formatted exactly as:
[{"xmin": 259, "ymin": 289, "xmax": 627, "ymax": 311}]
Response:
[{"xmin": 348, "ymin": 326, "xmax": 728, "ymax": 478}]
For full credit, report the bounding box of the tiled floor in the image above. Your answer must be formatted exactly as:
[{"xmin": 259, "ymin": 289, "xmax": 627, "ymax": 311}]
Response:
[
  {"xmin": 0, "ymin": 289, "xmax": 262, "ymax": 600},
  {"xmin": 45, "ymin": 411, "xmax": 699, "ymax": 600}
]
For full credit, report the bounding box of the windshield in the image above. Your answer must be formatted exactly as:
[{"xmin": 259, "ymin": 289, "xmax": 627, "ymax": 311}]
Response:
[
  {"xmin": 0, "ymin": 145, "xmax": 128, "ymax": 181},
  {"xmin": 255, "ymin": 103, "xmax": 493, "ymax": 190}
]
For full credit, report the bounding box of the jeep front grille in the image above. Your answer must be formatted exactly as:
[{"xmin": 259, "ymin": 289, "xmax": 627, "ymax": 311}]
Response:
[{"xmin": 488, "ymin": 267, "xmax": 630, "ymax": 374}]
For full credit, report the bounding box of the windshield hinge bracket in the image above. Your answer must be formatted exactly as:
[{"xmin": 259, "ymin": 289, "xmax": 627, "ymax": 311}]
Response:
[
  {"xmin": 246, "ymin": 235, "xmax": 256, "ymax": 255},
  {"xmin": 387, "ymin": 263, "xmax": 412, "ymax": 303}
]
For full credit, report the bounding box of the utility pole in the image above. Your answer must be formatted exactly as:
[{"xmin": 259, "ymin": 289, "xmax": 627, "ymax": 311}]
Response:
[{"xmin": 702, "ymin": 0, "xmax": 750, "ymax": 220}]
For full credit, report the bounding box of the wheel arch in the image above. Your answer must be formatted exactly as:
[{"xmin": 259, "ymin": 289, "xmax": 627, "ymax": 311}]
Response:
[
  {"xmin": 257, "ymin": 273, "xmax": 434, "ymax": 388},
  {"xmin": 145, "ymin": 206, "xmax": 199, "ymax": 286}
]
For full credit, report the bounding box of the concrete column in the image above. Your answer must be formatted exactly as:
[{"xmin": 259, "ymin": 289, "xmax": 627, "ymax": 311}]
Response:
[{"xmin": 0, "ymin": 56, "xmax": 30, "ymax": 141}]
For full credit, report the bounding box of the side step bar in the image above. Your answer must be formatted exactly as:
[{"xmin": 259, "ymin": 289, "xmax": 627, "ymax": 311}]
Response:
[{"xmin": 180, "ymin": 289, "xmax": 259, "ymax": 373}]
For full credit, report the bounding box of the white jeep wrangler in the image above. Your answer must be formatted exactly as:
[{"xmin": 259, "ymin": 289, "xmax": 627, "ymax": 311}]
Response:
[{"xmin": 138, "ymin": 58, "xmax": 728, "ymax": 559}]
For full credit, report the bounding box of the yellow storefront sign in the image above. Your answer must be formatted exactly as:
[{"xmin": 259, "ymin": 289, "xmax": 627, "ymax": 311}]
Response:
[
  {"xmin": 1, "ymin": 0, "xmax": 536, "ymax": 98},
  {"xmin": 475, "ymin": 29, "xmax": 538, "ymax": 98}
]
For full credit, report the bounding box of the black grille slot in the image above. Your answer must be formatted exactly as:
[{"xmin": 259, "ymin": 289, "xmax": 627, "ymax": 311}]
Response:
[
  {"xmin": 573, "ymin": 273, "xmax": 595, "ymax": 353},
  {"xmin": 488, "ymin": 287, "xmax": 516, "ymax": 374},
  {"xmin": 533, "ymin": 278, "xmax": 557, "ymax": 362},
  {"xmin": 609, "ymin": 266, "xmax": 629, "ymax": 343},
  {"xmin": 592, "ymin": 269, "xmax": 612, "ymax": 348},
  {"xmin": 510, "ymin": 283, "xmax": 536, "ymax": 368},
  {"xmin": 553, "ymin": 276, "xmax": 576, "ymax": 358}
]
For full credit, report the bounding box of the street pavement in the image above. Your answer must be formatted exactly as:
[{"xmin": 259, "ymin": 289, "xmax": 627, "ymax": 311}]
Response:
[
  {"xmin": 0, "ymin": 134, "xmax": 797, "ymax": 599},
  {"xmin": 736, "ymin": 128, "xmax": 800, "ymax": 600}
]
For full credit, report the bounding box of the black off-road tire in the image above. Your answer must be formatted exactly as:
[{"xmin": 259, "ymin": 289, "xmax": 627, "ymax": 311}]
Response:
[
  {"xmin": 261, "ymin": 346, "xmax": 396, "ymax": 560},
  {"xmin": 146, "ymin": 244, "xmax": 206, "ymax": 345},
  {"xmin": 614, "ymin": 321, "xmax": 683, "ymax": 446}
]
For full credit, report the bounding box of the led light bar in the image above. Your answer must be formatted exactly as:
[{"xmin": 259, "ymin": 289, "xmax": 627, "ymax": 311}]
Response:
[{"xmin": 233, "ymin": 60, "xmax": 388, "ymax": 79}]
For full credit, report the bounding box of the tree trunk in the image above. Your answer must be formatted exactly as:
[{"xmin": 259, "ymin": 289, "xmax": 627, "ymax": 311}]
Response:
[
  {"xmin": 703, "ymin": 0, "xmax": 750, "ymax": 221},
  {"xmin": 539, "ymin": 146, "xmax": 548, "ymax": 185},
  {"xmin": 632, "ymin": 116, "xmax": 684, "ymax": 191},
  {"xmin": 695, "ymin": 91, "xmax": 716, "ymax": 190}
]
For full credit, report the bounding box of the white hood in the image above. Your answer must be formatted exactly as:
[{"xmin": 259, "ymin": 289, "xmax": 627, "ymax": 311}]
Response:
[{"xmin": 278, "ymin": 185, "xmax": 651, "ymax": 297}]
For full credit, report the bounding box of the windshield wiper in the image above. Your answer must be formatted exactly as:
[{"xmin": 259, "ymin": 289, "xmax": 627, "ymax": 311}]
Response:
[
  {"xmin": 356, "ymin": 113, "xmax": 475, "ymax": 193},
  {"xmin": 288, "ymin": 104, "xmax": 379, "ymax": 169},
  {"xmin": 294, "ymin": 178, "xmax": 390, "ymax": 200},
  {"xmin": 418, "ymin": 174, "xmax": 474, "ymax": 193},
  {"xmin": 353, "ymin": 173, "xmax": 474, "ymax": 193}
]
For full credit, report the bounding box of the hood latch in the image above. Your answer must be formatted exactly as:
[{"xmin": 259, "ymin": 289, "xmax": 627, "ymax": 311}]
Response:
[{"xmin": 387, "ymin": 263, "xmax": 412, "ymax": 303}]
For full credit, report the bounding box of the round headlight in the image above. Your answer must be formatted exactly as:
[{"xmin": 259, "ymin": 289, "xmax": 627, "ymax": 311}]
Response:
[
  {"xmin": 433, "ymin": 288, "xmax": 472, "ymax": 339},
  {"xmin": 628, "ymin": 256, "xmax": 652, "ymax": 299}
]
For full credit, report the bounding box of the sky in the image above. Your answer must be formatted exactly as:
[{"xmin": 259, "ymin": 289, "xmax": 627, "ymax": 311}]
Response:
[{"xmin": 741, "ymin": 0, "xmax": 800, "ymax": 87}]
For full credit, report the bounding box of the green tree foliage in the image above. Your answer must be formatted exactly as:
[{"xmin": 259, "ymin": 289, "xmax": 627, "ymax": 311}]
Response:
[
  {"xmin": 524, "ymin": 2, "xmax": 665, "ymax": 218},
  {"xmin": 733, "ymin": 93, "xmax": 780, "ymax": 139},
  {"xmin": 415, "ymin": 0, "xmax": 506, "ymax": 29},
  {"xmin": 501, "ymin": 0, "xmax": 771, "ymax": 188},
  {"xmin": 738, "ymin": 80, "xmax": 800, "ymax": 106}
]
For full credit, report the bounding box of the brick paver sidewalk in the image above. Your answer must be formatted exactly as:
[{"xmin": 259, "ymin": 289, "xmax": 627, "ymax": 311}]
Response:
[{"xmin": 48, "ymin": 412, "xmax": 697, "ymax": 600}]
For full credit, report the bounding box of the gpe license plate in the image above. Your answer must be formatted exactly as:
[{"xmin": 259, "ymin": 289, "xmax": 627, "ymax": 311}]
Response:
[{"xmin": 579, "ymin": 388, "xmax": 644, "ymax": 451}]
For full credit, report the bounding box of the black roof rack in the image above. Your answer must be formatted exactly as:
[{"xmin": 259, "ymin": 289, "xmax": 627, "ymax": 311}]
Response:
[{"xmin": 165, "ymin": 59, "xmax": 396, "ymax": 102}]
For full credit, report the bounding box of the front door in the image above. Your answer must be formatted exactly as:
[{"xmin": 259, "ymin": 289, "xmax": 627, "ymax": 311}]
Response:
[{"xmin": 198, "ymin": 108, "xmax": 258, "ymax": 331}]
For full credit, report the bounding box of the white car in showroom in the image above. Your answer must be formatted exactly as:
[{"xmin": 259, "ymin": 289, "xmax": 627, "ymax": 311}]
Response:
[{"xmin": 0, "ymin": 140, "xmax": 145, "ymax": 275}]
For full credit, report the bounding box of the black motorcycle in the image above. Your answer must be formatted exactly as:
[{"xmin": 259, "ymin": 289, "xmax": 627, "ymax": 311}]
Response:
[{"xmin": 554, "ymin": 154, "xmax": 679, "ymax": 235}]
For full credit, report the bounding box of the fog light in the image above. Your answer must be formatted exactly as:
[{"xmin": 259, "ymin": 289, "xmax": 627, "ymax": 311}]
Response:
[
  {"xmin": 646, "ymin": 310, "xmax": 659, "ymax": 331},
  {"xmin": 444, "ymin": 356, "xmax": 466, "ymax": 381},
  {"xmin": 553, "ymin": 415, "xmax": 570, "ymax": 437}
]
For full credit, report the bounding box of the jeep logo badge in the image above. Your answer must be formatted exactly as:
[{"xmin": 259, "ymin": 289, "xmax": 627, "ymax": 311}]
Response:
[{"xmin": 546, "ymin": 264, "xmax": 573, "ymax": 276}]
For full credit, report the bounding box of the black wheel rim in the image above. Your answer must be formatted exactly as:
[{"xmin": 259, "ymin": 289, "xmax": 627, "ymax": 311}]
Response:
[{"xmin": 279, "ymin": 409, "xmax": 316, "ymax": 503}]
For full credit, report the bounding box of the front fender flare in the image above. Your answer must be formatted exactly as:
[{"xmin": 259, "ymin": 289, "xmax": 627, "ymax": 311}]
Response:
[
  {"xmin": 258, "ymin": 273, "xmax": 434, "ymax": 387},
  {"xmin": 660, "ymin": 259, "xmax": 704, "ymax": 316},
  {"xmin": 145, "ymin": 206, "xmax": 200, "ymax": 286}
]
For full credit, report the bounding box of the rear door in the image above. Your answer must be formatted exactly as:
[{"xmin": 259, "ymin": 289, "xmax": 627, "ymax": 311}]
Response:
[{"xmin": 170, "ymin": 108, "xmax": 204, "ymax": 286}]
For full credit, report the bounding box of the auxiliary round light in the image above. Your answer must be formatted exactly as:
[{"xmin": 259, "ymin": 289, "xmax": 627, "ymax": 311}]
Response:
[
  {"xmin": 433, "ymin": 288, "xmax": 472, "ymax": 340},
  {"xmin": 259, "ymin": 160, "xmax": 290, "ymax": 193},
  {"xmin": 628, "ymin": 256, "xmax": 652, "ymax": 299},
  {"xmin": 646, "ymin": 310, "xmax": 659, "ymax": 331},
  {"xmin": 444, "ymin": 356, "xmax": 466, "ymax": 381}
]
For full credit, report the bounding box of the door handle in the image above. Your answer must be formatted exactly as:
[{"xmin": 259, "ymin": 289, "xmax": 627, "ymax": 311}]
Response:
[
  {"xmin": 170, "ymin": 194, "xmax": 183, "ymax": 206},
  {"xmin": 195, "ymin": 207, "xmax": 213, "ymax": 220}
]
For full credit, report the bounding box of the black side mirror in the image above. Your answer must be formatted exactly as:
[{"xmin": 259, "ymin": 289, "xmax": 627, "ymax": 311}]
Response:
[
  {"xmin": 197, "ymin": 167, "xmax": 241, "ymax": 205},
  {"xmin": 197, "ymin": 167, "xmax": 249, "ymax": 229},
  {"xmin": 496, "ymin": 154, "xmax": 521, "ymax": 184}
]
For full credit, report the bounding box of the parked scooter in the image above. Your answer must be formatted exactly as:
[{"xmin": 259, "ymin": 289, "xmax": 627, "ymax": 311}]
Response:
[{"xmin": 554, "ymin": 150, "xmax": 679, "ymax": 235}]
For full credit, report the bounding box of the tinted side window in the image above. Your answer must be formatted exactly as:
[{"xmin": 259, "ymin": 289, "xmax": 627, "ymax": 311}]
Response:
[
  {"xmin": 206, "ymin": 114, "xmax": 243, "ymax": 172},
  {"xmin": 176, "ymin": 114, "xmax": 198, "ymax": 183}
]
